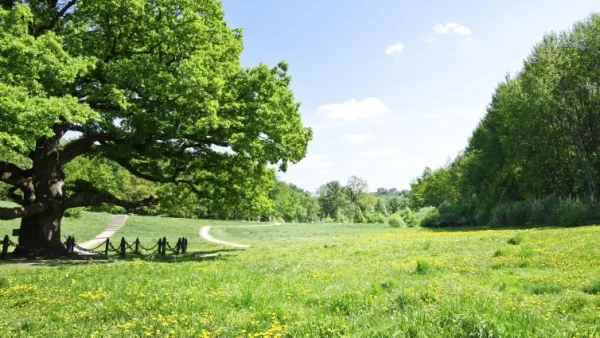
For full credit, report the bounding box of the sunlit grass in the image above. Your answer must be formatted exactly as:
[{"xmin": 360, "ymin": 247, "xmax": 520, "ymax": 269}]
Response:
[{"xmin": 0, "ymin": 218, "xmax": 599, "ymax": 337}]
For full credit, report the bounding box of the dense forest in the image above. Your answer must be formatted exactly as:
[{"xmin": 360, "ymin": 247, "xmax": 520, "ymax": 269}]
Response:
[{"xmin": 409, "ymin": 14, "xmax": 600, "ymax": 227}]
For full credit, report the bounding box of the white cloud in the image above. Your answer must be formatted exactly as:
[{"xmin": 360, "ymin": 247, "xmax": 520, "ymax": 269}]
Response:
[
  {"xmin": 433, "ymin": 22, "xmax": 472, "ymax": 35},
  {"xmin": 318, "ymin": 97, "xmax": 389, "ymax": 121},
  {"xmin": 385, "ymin": 42, "xmax": 405, "ymax": 56},
  {"xmin": 343, "ymin": 133, "xmax": 376, "ymax": 144},
  {"xmin": 299, "ymin": 155, "xmax": 334, "ymax": 169},
  {"xmin": 360, "ymin": 149, "xmax": 399, "ymax": 158}
]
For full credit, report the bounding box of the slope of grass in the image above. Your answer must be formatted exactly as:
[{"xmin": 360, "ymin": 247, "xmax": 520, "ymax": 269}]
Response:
[
  {"xmin": 0, "ymin": 218, "xmax": 599, "ymax": 337},
  {"xmin": 0, "ymin": 201, "xmax": 113, "ymax": 243},
  {"xmin": 111, "ymin": 215, "xmax": 240, "ymax": 252}
]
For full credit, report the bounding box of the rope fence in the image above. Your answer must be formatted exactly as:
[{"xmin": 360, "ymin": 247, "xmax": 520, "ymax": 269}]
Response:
[{"xmin": 1, "ymin": 235, "xmax": 189, "ymax": 260}]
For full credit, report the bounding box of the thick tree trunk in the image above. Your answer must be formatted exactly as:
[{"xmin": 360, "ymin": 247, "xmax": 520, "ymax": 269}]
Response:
[
  {"xmin": 15, "ymin": 207, "xmax": 66, "ymax": 257},
  {"xmin": 14, "ymin": 131, "xmax": 68, "ymax": 257}
]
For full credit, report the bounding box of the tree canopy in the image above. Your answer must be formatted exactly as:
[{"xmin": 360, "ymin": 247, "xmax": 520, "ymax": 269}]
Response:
[
  {"xmin": 409, "ymin": 14, "xmax": 600, "ymax": 227},
  {"xmin": 0, "ymin": 0, "xmax": 311, "ymax": 255}
]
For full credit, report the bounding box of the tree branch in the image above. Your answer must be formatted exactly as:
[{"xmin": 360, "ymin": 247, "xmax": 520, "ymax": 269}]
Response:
[
  {"xmin": 57, "ymin": 0, "xmax": 78, "ymax": 18},
  {"xmin": 68, "ymin": 191, "xmax": 157, "ymax": 209},
  {"xmin": 109, "ymin": 157, "xmax": 175, "ymax": 183},
  {"xmin": 6, "ymin": 187, "xmax": 24, "ymax": 204},
  {"xmin": 0, "ymin": 161, "xmax": 31, "ymax": 187},
  {"xmin": 60, "ymin": 132, "xmax": 119, "ymax": 164},
  {"xmin": 0, "ymin": 161, "xmax": 29, "ymax": 177},
  {"xmin": 0, "ymin": 201, "xmax": 48, "ymax": 220}
]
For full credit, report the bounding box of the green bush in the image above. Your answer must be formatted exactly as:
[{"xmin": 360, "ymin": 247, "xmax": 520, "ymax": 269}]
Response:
[
  {"xmin": 366, "ymin": 212, "xmax": 387, "ymax": 224},
  {"xmin": 490, "ymin": 197, "xmax": 597, "ymax": 227},
  {"xmin": 555, "ymin": 198, "xmax": 588, "ymax": 226},
  {"xmin": 528, "ymin": 198, "xmax": 555, "ymax": 225},
  {"xmin": 437, "ymin": 202, "xmax": 467, "ymax": 227},
  {"xmin": 64, "ymin": 208, "xmax": 84, "ymax": 219},
  {"xmin": 387, "ymin": 214, "xmax": 406, "ymax": 228},
  {"xmin": 352, "ymin": 206, "xmax": 365, "ymax": 224},
  {"xmin": 420, "ymin": 207, "xmax": 441, "ymax": 228},
  {"xmin": 474, "ymin": 209, "xmax": 490, "ymax": 226},
  {"xmin": 490, "ymin": 201, "xmax": 530, "ymax": 227},
  {"xmin": 399, "ymin": 208, "xmax": 419, "ymax": 227}
]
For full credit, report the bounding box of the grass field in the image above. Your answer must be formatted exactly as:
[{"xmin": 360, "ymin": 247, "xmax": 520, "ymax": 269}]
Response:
[{"xmin": 0, "ymin": 216, "xmax": 599, "ymax": 337}]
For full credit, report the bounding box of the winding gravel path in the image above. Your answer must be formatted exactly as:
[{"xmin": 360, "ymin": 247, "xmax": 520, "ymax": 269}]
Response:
[{"xmin": 199, "ymin": 226, "xmax": 250, "ymax": 249}]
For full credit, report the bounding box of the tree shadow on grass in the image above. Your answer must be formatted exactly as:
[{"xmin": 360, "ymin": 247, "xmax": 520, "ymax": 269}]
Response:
[{"xmin": 0, "ymin": 248, "xmax": 242, "ymax": 266}]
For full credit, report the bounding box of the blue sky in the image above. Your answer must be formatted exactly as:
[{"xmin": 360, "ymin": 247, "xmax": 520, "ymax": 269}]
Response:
[{"xmin": 221, "ymin": 0, "xmax": 600, "ymax": 193}]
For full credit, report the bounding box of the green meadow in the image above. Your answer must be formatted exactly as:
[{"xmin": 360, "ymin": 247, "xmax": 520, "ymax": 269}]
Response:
[{"xmin": 1, "ymin": 217, "xmax": 599, "ymax": 337}]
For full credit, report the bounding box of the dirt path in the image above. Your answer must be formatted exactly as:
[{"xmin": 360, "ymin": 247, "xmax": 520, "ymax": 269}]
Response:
[
  {"xmin": 199, "ymin": 226, "xmax": 250, "ymax": 249},
  {"xmin": 78, "ymin": 215, "xmax": 128, "ymax": 250}
]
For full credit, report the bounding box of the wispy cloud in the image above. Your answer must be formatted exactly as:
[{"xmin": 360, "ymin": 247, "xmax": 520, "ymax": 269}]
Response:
[
  {"xmin": 385, "ymin": 42, "xmax": 405, "ymax": 57},
  {"xmin": 433, "ymin": 22, "xmax": 472, "ymax": 35},
  {"xmin": 318, "ymin": 97, "xmax": 389, "ymax": 121},
  {"xmin": 343, "ymin": 133, "xmax": 376, "ymax": 144}
]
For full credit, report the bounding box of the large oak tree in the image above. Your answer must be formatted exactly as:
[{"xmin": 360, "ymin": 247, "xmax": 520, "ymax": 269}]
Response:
[{"xmin": 0, "ymin": 0, "xmax": 311, "ymax": 256}]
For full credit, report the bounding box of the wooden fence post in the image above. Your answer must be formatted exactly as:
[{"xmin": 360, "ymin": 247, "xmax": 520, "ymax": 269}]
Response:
[
  {"xmin": 120, "ymin": 237, "xmax": 126, "ymax": 258},
  {"xmin": 104, "ymin": 238, "xmax": 110, "ymax": 256},
  {"xmin": 1, "ymin": 235, "xmax": 9, "ymax": 260},
  {"xmin": 162, "ymin": 237, "xmax": 167, "ymax": 256},
  {"xmin": 65, "ymin": 236, "xmax": 70, "ymax": 257},
  {"xmin": 135, "ymin": 238, "xmax": 140, "ymax": 255},
  {"xmin": 176, "ymin": 238, "xmax": 182, "ymax": 255}
]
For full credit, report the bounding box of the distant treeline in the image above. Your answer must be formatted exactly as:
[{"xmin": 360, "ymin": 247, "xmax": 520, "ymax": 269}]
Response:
[{"xmin": 409, "ymin": 14, "xmax": 600, "ymax": 227}]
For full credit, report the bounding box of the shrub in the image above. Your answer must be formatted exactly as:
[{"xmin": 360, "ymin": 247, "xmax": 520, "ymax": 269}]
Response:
[
  {"xmin": 489, "ymin": 197, "xmax": 598, "ymax": 227},
  {"xmin": 528, "ymin": 197, "xmax": 555, "ymax": 226},
  {"xmin": 437, "ymin": 202, "xmax": 465, "ymax": 227},
  {"xmin": 388, "ymin": 214, "xmax": 406, "ymax": 228},
  {"xmin": 474, "ymin": 209, "xmax": 490, "ymax": 225},
  {"xmin": 64, "ymin": 208, "xmax": 83, "ymax": 219},
  {"xmin": 420, "ymin": 207, "xmax": 441, "ymax": 228},
  {"xmin": 399, "ymin": 208, "xmax": 419, "ymax": 227},
  {"xmin": 369, "ymin": 212, "xmax": 388, "ymax": 224},
  {"xmin": 490, "ymin": 201, "xmax": 530, "ymax": 227},
  {"xmin": 352, "ymin": 206, "xmax": 365, "ymax": 224},
  {"xmin": 555, "ymin": 198, "xmax": 588, "ymax": 226}
]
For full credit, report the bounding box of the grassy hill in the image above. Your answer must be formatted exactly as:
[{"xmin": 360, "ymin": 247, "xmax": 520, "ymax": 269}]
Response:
[{"xmin": 0, "ymin": 214, "xmax": 598, "ymax": 337}]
